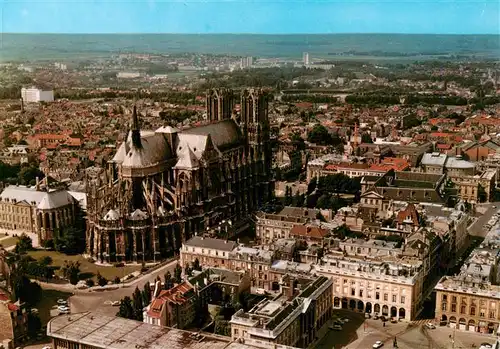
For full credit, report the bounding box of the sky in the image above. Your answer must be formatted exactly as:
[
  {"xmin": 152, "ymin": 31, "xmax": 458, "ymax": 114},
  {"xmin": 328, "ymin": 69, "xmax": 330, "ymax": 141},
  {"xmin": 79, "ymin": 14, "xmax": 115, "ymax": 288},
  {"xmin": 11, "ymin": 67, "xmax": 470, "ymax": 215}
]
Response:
[{"xmin": 1, "ymin": 0, "xmax": 499, "ymax": 34}]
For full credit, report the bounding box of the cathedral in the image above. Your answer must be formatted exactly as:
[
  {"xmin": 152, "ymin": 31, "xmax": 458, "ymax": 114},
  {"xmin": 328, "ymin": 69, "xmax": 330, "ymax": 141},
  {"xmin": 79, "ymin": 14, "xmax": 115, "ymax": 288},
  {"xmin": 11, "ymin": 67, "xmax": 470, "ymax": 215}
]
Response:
[{"xmin": 85, "ymin": 88, "xmax": 273, "ymax": 262}]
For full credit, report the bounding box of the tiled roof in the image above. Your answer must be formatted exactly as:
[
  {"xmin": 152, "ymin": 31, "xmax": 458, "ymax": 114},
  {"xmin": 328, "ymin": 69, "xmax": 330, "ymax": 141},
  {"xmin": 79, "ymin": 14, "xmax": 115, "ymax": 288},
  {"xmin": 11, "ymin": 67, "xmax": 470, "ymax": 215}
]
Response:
[{"xmin": 290, "ymin": 225, "xmax": 329, "ymax": 239}]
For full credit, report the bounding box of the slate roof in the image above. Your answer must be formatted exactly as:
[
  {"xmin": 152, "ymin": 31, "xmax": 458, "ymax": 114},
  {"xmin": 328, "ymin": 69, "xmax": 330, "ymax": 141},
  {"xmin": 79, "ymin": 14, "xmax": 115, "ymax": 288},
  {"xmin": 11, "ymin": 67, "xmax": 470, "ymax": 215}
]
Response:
[
  {"xmin": 421, "ymin": 153, "xmax": 447, "ymax": 167},
  {"xmin": 184, "ymin": 236, "xmax": 237, "ymax": 252},
  {"xmin": 174, "ymin": 145, "xmax": 200, "ymax": 169},
  {"xmin": 182, "ymin": 119, "xmax": 243, "ymax": 151},
  {"xmin": 117, "ymin": 131, "xmax": 172, "ymax": 169},
  {"xmin": 0, "ymin": 186, "xmax": 75, "ymax": 210}
]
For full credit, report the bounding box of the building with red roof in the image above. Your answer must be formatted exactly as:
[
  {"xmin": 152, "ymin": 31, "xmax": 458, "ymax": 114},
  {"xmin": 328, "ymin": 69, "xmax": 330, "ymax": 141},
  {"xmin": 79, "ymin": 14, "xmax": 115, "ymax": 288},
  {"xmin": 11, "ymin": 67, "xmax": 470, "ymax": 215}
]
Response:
[{"xmin": 0, "ymin": 291, "xmax": 28, "ymax": 346}]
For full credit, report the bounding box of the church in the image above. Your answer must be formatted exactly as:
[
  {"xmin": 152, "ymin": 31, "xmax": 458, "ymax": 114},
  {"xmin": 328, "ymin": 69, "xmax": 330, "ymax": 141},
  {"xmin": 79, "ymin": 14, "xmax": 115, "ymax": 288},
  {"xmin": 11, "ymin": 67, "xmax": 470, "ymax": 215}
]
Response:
[{"xmin": 85, "ymin": 88, "xmax": 273, "ymax": 262}]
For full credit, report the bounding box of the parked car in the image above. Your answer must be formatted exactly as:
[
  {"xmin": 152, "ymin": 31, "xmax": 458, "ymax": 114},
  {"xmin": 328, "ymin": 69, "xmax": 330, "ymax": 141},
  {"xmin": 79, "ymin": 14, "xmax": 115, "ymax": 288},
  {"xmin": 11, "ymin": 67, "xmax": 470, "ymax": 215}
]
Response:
[
  {"xmin": 373, "ymin": 314, "xmax": 380, "ymax": 320},
  {"xmin": 57, "ymin": 299, "xmax": 67, "ymax": 305},
  {"xmin": 373, "ymin": 341, "xmax": 384, "ymax": 348},
  {"xmin": 391, "ymin": 317, "xmax": 398, "ymax": 323},
  {"xmin": 57, "ymin": 305, "xmax": 69, "ymax": 311},
  {"xmin": 340, "ymin": 317, "xmax": 350, "ymax": 323},
  {"xmin": 365, "ymin": 313, "xmax": 371, "ymax": 319},
  {"xmin": 111, "ymin": 301, "xmax": 120, "ymax": 306},
  {"xmin": 425, "ymin": 323, "xmax": 436, "ymax": 329},
  {"xmin": 329, "ymin": 324, "xmax": 342, "ymax": 331}
]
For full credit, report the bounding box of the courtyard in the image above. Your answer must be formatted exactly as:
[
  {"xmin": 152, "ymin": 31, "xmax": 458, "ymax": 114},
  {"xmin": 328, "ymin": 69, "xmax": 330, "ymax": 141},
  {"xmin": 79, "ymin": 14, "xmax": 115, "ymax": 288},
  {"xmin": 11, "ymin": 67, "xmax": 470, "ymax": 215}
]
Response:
[{"xmin": 28, "ymin": 250, "xmax": 141, "ymax": 281}]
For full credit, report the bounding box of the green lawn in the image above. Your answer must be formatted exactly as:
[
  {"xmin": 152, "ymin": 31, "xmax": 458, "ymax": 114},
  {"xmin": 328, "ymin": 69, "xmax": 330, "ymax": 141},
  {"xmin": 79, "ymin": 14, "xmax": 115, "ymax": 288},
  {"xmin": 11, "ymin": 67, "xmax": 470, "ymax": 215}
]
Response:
[
  {"xmin": 28, "ymin": 250, "xmax": 141, "ymax": 282},
  {"xmin": 0, "ymin": 237, "xmax": 19, "ymax": 248}
]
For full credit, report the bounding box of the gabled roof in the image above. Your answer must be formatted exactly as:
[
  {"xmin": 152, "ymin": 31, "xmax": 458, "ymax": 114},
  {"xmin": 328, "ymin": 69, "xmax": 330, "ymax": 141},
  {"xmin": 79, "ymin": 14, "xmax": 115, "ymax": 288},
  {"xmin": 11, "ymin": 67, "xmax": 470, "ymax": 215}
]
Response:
[
  {"xmin": 174, "ymin": 145, "xmax": 199, "ymax": 169},
  {"xmin": 0, "ymin": 186, "xmax": 75, "ymax": 210},
  {"xmin": 360, "ymin": 189, "xmax": 384, "ymax": 199},
  {"xmin": 182, "ymin": 119, "xmax": 242, "ymax": 151}
]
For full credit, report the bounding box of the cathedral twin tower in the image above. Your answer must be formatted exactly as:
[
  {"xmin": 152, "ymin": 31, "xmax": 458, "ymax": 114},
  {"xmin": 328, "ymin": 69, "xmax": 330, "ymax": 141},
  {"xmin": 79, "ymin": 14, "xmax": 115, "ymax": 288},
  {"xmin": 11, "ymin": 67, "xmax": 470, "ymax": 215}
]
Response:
[{"xmin": 85, "ymin": 88, "xmax": 273, "ymax": 263}]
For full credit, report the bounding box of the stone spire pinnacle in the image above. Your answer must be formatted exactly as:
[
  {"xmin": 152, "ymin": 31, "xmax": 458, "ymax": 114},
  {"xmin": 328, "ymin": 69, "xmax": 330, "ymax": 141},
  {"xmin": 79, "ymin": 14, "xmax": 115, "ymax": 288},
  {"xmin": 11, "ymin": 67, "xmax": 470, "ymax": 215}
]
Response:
[{"xmin": 131, "ymin": 105, "xmax": 142, "ymax": 148}]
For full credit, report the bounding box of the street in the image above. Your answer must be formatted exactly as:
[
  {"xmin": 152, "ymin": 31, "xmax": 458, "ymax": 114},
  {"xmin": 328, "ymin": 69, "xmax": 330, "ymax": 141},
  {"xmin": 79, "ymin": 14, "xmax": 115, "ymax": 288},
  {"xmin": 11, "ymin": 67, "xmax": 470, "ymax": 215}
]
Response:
[
  {"xmin": 315, "ymin": 310, "xmax": 497, "ymax": 349},
  {"xmin": 67, "ymin": 258, "xmax": 180, "ymax": 316},
  {"xmin": 23, "ymin": 258, "xmax": 180, "ymax": 348},
  {"xmin": 468, "ymin": 202, "xmax": 500, "ymax": 237}
]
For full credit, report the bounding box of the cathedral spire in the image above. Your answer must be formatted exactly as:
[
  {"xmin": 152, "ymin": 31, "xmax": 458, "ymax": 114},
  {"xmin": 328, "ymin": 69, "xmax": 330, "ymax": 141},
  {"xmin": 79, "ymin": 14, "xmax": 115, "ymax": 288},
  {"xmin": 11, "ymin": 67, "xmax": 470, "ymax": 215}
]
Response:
[{"xmin": 131, "ymin": 105, "xmax": 142, "ymax": 148}]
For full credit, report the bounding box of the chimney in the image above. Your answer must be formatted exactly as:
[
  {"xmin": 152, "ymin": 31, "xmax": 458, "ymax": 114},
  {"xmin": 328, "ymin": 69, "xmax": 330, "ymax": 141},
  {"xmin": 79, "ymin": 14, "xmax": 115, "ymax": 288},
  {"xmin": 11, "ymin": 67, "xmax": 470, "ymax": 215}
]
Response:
[
  {"xmin": 288, "ymin": 277, "xmax": 295, "ymax": 299},
  {"xmin": 153, "ymin": 280, "xmax": 161, "ymax": 298},
  {"xmin": 35, "ymin": 177, "xmax": 40, "ymax": 191}
]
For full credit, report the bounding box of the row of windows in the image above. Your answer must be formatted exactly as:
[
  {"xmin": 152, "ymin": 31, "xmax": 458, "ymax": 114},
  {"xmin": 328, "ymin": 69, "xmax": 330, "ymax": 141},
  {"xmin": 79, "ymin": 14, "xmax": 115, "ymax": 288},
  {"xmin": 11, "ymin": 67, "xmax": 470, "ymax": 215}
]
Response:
[
  {"xmin": 443, "ymin": 303, "xmax": 497, "ymax": 319},
  {"xmin": 338, "ymin": 286, "xmax": 406, "ymax": 304},
  {"xmin": 442, "ymin": 295, "xmax": 495, "ymax": 308},
  {"xmin": 0, "ymin": 205, "xmax": 31, "ymax": 214}
]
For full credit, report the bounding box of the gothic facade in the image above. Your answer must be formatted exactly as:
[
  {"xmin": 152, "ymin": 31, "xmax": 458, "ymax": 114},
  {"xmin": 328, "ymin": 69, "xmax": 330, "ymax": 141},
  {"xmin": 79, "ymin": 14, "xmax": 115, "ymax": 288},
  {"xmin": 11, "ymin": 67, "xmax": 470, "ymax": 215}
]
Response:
[{"xmin": 85, "ymin": 88, "xmax": 273, "ymax": 262}]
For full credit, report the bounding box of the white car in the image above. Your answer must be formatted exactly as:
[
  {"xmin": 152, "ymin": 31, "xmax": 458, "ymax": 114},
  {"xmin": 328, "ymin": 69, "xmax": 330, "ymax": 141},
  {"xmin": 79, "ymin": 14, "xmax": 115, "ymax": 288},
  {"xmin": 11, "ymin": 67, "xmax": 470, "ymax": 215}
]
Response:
[
  {"xmin": 111, "ymin": 301, "xmax": 121, "ymax": 306},
  {"xmin": 42, "ymin": 346, "xmax": 52, "ymax": 349},
  {"xmin": 57, "ymin": 299, "xmax": 67, "ymax": 305},
  {"xmin": 425, "ymin": 323, "xmax": 436, "ymax": 329},
  {"xmin": 57, "ymin": 305, "xmax": 69, "ymax": 312},
  {"xmin": 373, "ymin": 341, "xmax": 384, "ymax": 349}
]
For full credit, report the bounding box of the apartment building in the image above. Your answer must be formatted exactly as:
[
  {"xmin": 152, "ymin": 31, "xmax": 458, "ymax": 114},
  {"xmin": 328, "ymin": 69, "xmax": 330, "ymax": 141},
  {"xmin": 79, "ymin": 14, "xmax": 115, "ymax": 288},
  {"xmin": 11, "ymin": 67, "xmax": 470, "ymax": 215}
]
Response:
[
  {"xmin": 180, "ymin": 237, "xmax": 275, "ymax": 290},
  {"xmin": 0, "ymin": 145, "xmax": 33, "ymax": 165},
  {"xmin": 144, "ymin": 267, "xmax": 251, "ymax": 329},
  {"xmin": 21, "ymin": 87, "xmax": 54, "ymax": 103},
  {"xmin": 435, "ymin": 219, "xmax": 500, "ymax": 334},
  {"xmin": 255, "ymin": 207, "xmax": 328, "ymax": 244},
  {"xmin": 230, "ymin": 275, "xmax": 332, "ymax": 348},
  {"xmin": 314, "ymin": 240, "xmax": 427, "ymax": 321}
]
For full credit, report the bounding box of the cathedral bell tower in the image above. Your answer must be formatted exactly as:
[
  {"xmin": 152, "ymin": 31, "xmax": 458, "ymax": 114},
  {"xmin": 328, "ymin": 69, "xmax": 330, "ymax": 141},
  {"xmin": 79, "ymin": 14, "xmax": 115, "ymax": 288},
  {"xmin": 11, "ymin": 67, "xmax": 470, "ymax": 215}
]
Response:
[
  {"xmin": 130, "ymin": 105, "xmax": 144, "ymax": 209},
  {"xmin": 240, "ymin": 88, "xmax": 273, "ymax": 202}
]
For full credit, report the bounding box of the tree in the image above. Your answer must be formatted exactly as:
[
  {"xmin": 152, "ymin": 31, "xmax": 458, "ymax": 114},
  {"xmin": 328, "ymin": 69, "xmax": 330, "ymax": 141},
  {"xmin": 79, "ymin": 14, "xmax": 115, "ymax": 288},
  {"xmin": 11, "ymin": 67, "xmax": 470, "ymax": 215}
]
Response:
[
  {"xmin": 96, "ymin": 272, "xmax": 108, "ymax": 287},
  {"xmin": 174, "ymin": 264, "xmax": 182, "ymax": 284},
  {"xmin": 284, "ymin": 186, "xmax": 292, "ymax": 206},
  {"xmin": 27, "ymin": 313, "xmax": 42, "ymax": 339},
  {"xmin": 361, "ymin": 133, "xmax": 373, "ymax": 143},
  {"xmin": 292, "ymin": 192, "xmax": 303, "ymax": 207},
  {"xmin": 142, "ymin": 282, "xmax": 152, "ymax": 306},
  {"xmin": 14, "ymin": 234, "xmax": 33, "ymax": 254},
  {"xmin": 39, "ymin": 256, "xmax": 53, "ymax": 266},
  {"xmin": 186, "ymin": 265, "xmax": 193, "ymax": 277},
  {"xmin": 192, "ymin": 258, "xmax": 201, "ymax": 271},
  {"xmin": 117, "ymin": 296, "xmax": 134, "ymax": 319},
  {"xmin": 61, "ymin": 261, "xmax": 80, "ymax": 285},
  {"xmin": 214, "ymin": 307, "xmax": 231, "ymax": 336},
  {"xmin": 132, "ymin": 287, "xmax": 144, "ymax": 321},
  {"xmin": 60, "ymin": 226, "xmax": 86, "ymax": 255},
  {"xmin": 307, "ymin": 124, "xmax": 333, "ymax": 146},
  {"xmin": 164, "ymin": 271, "xmax": 172, "ymax": 290}
]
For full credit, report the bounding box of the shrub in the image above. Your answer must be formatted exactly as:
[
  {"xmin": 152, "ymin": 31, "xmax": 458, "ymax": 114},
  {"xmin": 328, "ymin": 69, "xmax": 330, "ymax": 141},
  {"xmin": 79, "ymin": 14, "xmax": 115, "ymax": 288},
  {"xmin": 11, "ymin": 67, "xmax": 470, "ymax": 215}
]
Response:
[
  {"xmin": 114, "ymin": 276, "xmax": 121, "ymax": 284},
  {"xmin": 85, "ymin": 279, "xmax": 95, "ymax": 287}
]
